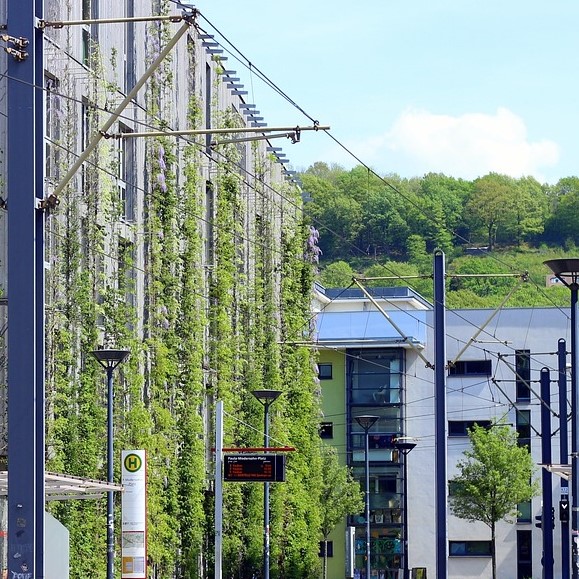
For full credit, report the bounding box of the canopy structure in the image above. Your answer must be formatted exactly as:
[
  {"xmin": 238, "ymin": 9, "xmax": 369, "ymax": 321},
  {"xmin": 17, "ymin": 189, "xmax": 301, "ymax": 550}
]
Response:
[{"xmin": 0, "ymin": 471, "xmax": 122, "ymax": 501}]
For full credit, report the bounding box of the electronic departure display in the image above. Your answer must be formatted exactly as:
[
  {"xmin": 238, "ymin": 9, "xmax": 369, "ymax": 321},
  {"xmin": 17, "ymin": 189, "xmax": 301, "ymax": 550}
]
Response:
[{"xmin": 223, "ymin": 454, "xmax": 286, "ymax": 482}]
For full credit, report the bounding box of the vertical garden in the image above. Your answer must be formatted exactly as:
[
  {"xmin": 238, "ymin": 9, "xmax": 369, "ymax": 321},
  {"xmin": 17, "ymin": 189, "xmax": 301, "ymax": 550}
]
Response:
[{"xmin": 38, "ymin": 1, "xmax": 326, "ymax": 577}]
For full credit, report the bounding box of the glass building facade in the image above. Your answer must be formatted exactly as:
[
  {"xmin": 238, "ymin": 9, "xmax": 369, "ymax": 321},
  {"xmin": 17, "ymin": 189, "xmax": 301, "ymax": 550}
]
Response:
[{"xmin": 347, "ymin": 349, "xmax": 405, "ymax": 578}]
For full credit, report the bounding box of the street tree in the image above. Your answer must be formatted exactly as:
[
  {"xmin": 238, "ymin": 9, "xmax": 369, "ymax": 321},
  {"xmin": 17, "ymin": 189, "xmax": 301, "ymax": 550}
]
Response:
[
  {"xmin": 449, "ymin": 423, "xmax": 539, "ymax": 579},
  {"xmin": 319, "ymin": 446, "xmax": 364, "ymax": 579}
]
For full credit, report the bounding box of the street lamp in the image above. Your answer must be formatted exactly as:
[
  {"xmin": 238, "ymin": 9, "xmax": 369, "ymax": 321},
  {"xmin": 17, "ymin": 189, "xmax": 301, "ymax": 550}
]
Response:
[
  {"xmin": 393, "ymin": 437, "xmax": 417, "ymax": 579},
  {"xmin": 544, "ymin": 258, "xmax": 579, "ymax": 578},
  {"xmin": 252, "ymin": 389, "xmax": 282, "ymax": 579},
  {"xmin": 91, "ymin": 348, "xmax": 130, "ymax": 579},
  {"xmin": 355, "ymin": 415, "xmax": 379, "ymax": 579}
]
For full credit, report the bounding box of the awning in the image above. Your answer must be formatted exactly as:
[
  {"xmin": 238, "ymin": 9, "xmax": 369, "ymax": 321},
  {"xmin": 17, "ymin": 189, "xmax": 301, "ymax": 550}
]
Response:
[{"xmin": 0, "ymin": 471, "xmax": 123, "ymax": 501}]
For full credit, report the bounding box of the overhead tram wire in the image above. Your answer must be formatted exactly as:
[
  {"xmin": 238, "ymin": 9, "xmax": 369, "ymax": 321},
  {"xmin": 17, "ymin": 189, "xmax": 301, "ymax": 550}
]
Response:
[
  {"xmin": 38, "ymin": 35, "xmax": 373, "ymax": 267},
  {"xmin": 191, "ymin": 8, "xmax": 569, "ymax": 317},
  {"xmin": 183, "ymin": 14, "xmax": 573, "ymax": 389},
  {"xmin": 41, "ymin": 22, "xmax": 544, "ymax": 315},
  {"xmin": 32, "ymin": 5, "xmax": 573, "ymax": 451},
  {"xmin": 39, "ymin": 12, "xmax": 573, "ymax": 393}
]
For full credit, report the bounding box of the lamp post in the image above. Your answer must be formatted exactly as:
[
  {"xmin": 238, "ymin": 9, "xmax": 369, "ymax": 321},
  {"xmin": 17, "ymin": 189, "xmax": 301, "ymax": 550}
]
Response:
[
  {"xmin": 355, "ymin": 415, "xmax": 379, "ymax": 579},
  {"xmin": 92, "ymin": 348, "xmax": 130, "ymax": 579},
  {"xmin": 252, "ymin": 389, "xmax": 282, "ymax": 579},
  {"xmin": 393, "ymin": 437, "xmax": 417, "ymax": 579},
  {"xmin": 545, "ymin": 258, "xmax": 579, "ymax": 578}
]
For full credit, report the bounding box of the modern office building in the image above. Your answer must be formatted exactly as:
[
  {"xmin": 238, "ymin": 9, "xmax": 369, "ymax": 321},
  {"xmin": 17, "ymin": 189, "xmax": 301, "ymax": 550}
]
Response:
[{"xmin": 315, "ymin": 282, "xmax": 571, "ymax": 579}]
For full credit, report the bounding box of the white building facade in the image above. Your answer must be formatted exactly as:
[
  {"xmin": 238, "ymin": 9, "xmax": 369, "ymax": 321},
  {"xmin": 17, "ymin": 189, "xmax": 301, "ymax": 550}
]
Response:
[{"xmin": 315, "ymin": 283, "xmax": 571, "ymax": 579}]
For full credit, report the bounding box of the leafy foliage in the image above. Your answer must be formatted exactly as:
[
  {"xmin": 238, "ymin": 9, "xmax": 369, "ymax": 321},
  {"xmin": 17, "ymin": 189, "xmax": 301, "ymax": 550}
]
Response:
[
  {"xmin": 450, "ymin": 423, "xmax": 539, "ymax": 579},
  {"xmin": 305, "ymin": 162, "xmax": 579, "ymax": 307}
]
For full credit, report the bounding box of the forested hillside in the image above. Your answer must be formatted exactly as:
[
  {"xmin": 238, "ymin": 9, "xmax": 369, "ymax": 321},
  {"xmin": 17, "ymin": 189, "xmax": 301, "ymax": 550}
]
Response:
[{"xmin": 301, "ymin": 163, "xmax": 579, "ymax": 308}]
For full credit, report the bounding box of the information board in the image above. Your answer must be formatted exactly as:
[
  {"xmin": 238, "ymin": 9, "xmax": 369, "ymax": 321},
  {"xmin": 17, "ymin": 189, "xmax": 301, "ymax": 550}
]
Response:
[
  {"xmin": 224, "ymin": 454, "xmax": 286, "ymax": 482},
  {"xmin": 121, "ymin": 450, "xmax": 147, "ymax": 579}
]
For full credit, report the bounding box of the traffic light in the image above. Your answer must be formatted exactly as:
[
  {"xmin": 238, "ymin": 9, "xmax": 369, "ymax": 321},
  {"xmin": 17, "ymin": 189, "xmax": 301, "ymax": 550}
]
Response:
[
  {"xmin": 535, "ymin": 509, "xmax": 556, "ymax": 529},
  {"xmin": 560, "ymin": 498, "xmax": 570, "ymax": 523}
]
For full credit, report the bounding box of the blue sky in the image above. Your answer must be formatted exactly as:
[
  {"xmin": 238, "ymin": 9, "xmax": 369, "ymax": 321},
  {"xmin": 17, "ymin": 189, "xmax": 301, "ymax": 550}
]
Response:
[{"xmin": 193, "ymin": 1, "xmax": 579, "ymax": 184}]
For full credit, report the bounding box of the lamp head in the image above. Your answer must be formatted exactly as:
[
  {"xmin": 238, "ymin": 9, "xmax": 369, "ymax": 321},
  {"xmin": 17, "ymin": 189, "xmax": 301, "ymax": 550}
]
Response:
[
  {"xmin": 354, "ymin": 415, "xmax": 379, "ymax": 431},
  {"xmin": 252, "ymin": 389, "xmax": 282, "ymax": 406},
  {"xmin": 91, "ymin": 348, "xmax": 130, "ymax": 370},
  {"xmin": 392, "ymin": 436, "xmax": 418, "ymax": 452},
  {"xmin": 544, "ymin": 258, "xmax": 579, "ymax": 286}
]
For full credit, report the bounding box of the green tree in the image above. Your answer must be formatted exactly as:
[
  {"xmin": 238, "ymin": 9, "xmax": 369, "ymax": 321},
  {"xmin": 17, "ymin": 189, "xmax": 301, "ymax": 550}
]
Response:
[
  {"xmin": 465, "ymin": 173, "xmax": 517, "ymax": 250},
  {"xmin": 319, "ymin": 446, "xmax": 364, "ymax": 579},
  {"xmin": 449, "ymin": 423, "xmax": 539, "ymax": 579},
  {"xmin": 544, "ymin": 176, "xmax": 579, "ymax": 245},
  {"xmin": 502, "ymin": 176, "xmax": 548, "ymax": 246},
  {"xmin": 320, "ymin": 261, "xmax": 355, "ymax": 288},
  {"xmin": 302, "ymin": 171, "xmax": 364, "ymax": 259}
]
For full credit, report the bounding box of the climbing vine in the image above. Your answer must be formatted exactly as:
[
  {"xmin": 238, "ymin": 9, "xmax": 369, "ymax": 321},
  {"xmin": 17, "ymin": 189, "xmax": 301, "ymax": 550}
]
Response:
[{"xmin": 38, "ymin": 2, "xmax": 325, "ymax": 578}]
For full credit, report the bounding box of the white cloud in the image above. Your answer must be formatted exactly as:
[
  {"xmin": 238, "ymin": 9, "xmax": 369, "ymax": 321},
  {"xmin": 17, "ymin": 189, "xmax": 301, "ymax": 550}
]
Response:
[{"xmin": 346, "ymin": 107, "xmax": 560, "ymax": 182}]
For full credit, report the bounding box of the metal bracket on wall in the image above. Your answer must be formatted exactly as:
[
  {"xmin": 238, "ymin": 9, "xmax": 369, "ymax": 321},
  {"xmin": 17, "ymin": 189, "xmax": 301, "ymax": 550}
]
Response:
[{"xmin": 1, "ymin": 34, "xmax": 29, "ymax": 61}]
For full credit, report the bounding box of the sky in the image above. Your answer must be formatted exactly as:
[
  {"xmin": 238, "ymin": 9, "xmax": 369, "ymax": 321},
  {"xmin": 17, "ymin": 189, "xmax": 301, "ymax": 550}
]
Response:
[{"xmin": 191, "ymin": 0, "xmax": 579, "ymax": 184}]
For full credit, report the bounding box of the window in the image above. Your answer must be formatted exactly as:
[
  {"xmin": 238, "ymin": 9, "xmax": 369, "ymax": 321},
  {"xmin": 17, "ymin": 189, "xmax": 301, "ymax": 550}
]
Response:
[
  {"xmin": 318, "ymin": 541, "xmax": 333, "ymax": 557},
  {"xmin": 348, "ymin": 350, "xmax": 403, "ymax": 406},
  {"xmin": 449, "ymin": 541, "xmax": 492, "ymax": 557},
  {"xmin": 319, "ymin": 422, "xmax": 333, "ymax": 439},
  {"xmin": 45, "ymin": 74, "xmax": 60, "ymax": 181},
  {"xmin": 82, "ymin": 28, "xmax": 91, "ymax": 67},
  {"xmin": 205, "ymin": 63, "xmax": 212, "ymax": 152},
  {"xmin": 517, "ymin": 500, "xmax": 531, "ymax": 523},
  {"xmin": 448, "ymin": 360, "xmax": 492, "ymax": 376},
  {"xmin": 517, "ymin": 530, "xmax": 532, "ymax": 578},
  {"xmin": 516, "ymin": 350, "xmax": 531, "ymax": 402},
  {"xmin": 318, "ymin": 363, "xmax": 333, "ymax": 380},
  {"xmin": 117, "ymin": 124, "xmax": 135, "ymax": 221},
  {"xmin": 118, "ymin": 239, "xmax": 136, "ymax": 330},
  {"xmin": 205, "ymin": 181, "xmax": 214, "ymax": 266},
  {"xmin": 81, "ymin": 100, "xmax": 91, "ymax": 193},
  {"xmin": 448, "ymin": 420, "xmax": 491, "ymax": 437},
  {"xmin": 516, "ymin": 409, "xmax": 531, "ymax": 449}
]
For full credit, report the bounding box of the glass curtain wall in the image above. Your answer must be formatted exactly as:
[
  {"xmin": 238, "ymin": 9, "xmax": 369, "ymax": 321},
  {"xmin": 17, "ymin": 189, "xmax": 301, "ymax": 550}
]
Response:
[{"xmin": 347, "ymin": 349, "xmax": 404, "ymax": 579}]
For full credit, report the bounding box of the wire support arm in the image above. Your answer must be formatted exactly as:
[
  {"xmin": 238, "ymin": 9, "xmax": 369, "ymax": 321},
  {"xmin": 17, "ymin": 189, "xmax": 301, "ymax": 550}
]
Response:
[
  {"xmin": 53, "ymin": 20, "xmax": 193, "ymax": 199},
  {"xmin": 102, "ymin": 124, "xmax": 329, "ymax": 139},
  {"xmin": 38, "ymin": 11, "xmax": 196, "ymax": 29},
  {"xmin": 352, "ymin": 277, "xmax": 433, "ymax": 369},
  {"xmin": 449, "ymin": 274, "xmax": 528, "ymax": 366}
]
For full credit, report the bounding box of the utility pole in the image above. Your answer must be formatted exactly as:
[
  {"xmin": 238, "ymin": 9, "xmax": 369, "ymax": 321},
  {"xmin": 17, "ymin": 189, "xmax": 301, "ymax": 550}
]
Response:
[
  {"xmin": 434, "ymin": 249, "xmax": 448, "ymax": 579},
  {"xmin": 7, "ymin": 0, "xmax": 45, "ymax": 577},
  {"xmin": 540, "ymin": 368, "xmax": 554, "ymax": 578},
  {"xmin": 559, "ymin": 339, "xmax": 570, "ymax": 577}
]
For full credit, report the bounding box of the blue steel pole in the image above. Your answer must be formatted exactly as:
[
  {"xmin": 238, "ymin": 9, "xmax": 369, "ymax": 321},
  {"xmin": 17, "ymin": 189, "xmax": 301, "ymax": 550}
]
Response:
[
  {"xmin": 35, "ymin": 0, "xmax": 46, "ymax": 572},
  {"xmin": 571, "ymin": 284, "xmax": 579, "ymax": 579},
  {"xmin": 7, "ymin": 0, "xmax": 43, "ymax": 576},
  {"xmin": 364, "ymin": 429, "xmax": 371, "ymax": 579},
  {"xmin": 540, "ymin": 368, "xmax": 554, "ymax": 578},
  {"xmin": 559, "ymin": 338, "xmax": 570, "ymax": 578},
  {"xmin": 433, "ymin": 249, "xmax": 448, "ymax": 579},
  {"xmin": 402, "ymin": 450, "xmax": 409, "ymax": 579},
  {"xmin": 107, "ymin": 366, "xmax": 114, "ymax": 579},
  {"xmin": 264, "ymin": 402, "xmax": 270, "ymax": 579}
]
